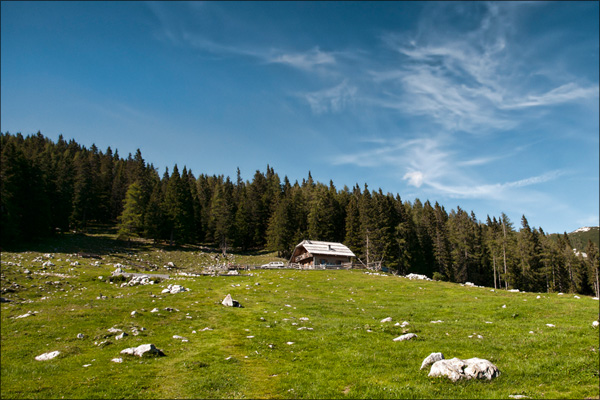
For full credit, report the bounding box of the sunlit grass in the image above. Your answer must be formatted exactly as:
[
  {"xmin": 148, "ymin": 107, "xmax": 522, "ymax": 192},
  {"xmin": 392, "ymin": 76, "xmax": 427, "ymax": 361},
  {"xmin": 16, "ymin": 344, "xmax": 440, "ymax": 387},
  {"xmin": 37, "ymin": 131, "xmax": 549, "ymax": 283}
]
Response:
[{"xmin": 1, "ymin": 232, "xmax": 598, "ymax": 399}]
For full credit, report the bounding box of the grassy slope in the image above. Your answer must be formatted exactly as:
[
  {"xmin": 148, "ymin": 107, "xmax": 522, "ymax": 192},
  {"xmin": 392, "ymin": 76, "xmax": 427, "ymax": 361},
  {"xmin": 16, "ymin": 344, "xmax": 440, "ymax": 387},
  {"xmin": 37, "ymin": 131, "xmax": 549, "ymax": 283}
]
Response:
[{"xmin": 1, "ymin": 233, "xmax": 599, "ymax": 399}]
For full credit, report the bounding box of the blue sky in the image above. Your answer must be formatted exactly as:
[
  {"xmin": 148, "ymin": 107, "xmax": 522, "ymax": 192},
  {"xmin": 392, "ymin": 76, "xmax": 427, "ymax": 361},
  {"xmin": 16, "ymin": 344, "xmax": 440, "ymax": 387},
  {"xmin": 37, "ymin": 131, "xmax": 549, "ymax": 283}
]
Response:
[{"xmin": 1, "ymin": 1, "xmax": 598, "ymax": 234}]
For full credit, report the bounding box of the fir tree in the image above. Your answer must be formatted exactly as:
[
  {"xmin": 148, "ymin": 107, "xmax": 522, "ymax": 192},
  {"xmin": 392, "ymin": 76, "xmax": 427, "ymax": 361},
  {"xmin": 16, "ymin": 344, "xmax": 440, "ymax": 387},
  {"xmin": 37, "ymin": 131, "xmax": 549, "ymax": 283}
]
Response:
[{"xmin": 117, "ymin": 181, "xmax": 145, "ymax": 241}]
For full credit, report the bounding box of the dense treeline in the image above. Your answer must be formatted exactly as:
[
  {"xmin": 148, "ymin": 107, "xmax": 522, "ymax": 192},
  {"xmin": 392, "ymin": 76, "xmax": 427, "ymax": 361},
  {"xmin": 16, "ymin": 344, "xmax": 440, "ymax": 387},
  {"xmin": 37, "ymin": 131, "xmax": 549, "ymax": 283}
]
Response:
[{"xmin": 2, "ymin": 132, "xmax": 598, "ymax": 296}]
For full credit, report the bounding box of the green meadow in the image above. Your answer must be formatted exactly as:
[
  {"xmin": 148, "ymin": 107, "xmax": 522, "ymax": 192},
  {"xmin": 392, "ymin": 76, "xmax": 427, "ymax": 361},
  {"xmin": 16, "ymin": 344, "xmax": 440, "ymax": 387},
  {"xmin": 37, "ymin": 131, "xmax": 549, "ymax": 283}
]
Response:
[{"xmin": 1, "ymin": 233, "xmax": 599, "ymax": 399}]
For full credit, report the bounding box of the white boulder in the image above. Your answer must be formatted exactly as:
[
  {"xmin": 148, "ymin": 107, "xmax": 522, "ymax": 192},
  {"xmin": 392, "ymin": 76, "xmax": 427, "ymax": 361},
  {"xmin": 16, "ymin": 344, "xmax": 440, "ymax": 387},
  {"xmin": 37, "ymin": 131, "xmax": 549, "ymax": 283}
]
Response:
[
  {"xmin": 222, "ymin": 294, "xmax": 241, "ymax": 307},
  {"xmin": 420, "ymin": 352, "xmax": 444, "ymax": 370},
  {"xmin": 162, "ymin": 284, "xmax": 187, "ymax": 294},
  {"xmin": 429, "ymin": 357, "xmax": 500, "ymax": 382},
  {"xmin": 120, "ymin": 343, "xmax": 165, "ymax": 357},
  {"xmin": 393, "ymin": 333, "xmax": 417, "ymax": 342},
  {"xmin": 404, "ymin": 273, "xmax": 431, "ymax": 281},
  {"xmin": 380, "ymin": 317, "xmax": 392, "ymax": 323},
  {"xmin": 35, "ymin": 350, "xmax": 60, "ymax": 361}
]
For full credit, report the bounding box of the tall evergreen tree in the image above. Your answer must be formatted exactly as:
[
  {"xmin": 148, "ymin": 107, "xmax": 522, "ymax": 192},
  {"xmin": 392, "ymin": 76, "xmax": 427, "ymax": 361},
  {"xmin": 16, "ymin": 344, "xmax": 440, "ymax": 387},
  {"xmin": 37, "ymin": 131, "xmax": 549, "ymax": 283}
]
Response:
[
  {"xmin": 517, "ymin": 216, "xmax": 545, "ymax": 292},
  {"xmin": 584, "ymin": 240, "xmax": 600, "ymax": 297},
  {"xmin": 117, "ymin": 181, "xmax": 145, "ymax": 241}
]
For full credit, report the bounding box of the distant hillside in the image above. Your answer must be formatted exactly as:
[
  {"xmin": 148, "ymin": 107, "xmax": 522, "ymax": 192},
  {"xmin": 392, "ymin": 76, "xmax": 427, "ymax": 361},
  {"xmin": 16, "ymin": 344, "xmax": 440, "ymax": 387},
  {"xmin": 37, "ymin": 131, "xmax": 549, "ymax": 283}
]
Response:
[{"xmin": 559, "ymin": 226, "xmax": 600, "ymax": 251}]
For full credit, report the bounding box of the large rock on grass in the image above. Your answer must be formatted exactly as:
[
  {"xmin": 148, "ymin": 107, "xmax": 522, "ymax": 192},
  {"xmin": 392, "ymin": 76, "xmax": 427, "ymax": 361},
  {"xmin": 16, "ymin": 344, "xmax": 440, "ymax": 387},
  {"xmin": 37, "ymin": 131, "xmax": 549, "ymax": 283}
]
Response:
[
  {"xmin": 120, "ymin": 344, "xmax": 165, "ymax": 357},
  {"xmin": 428, "ymin": 357, "xmax": 499, "ymax": 382},
  {"xmin": 222, "ymin": 294, "xmax": 242, "ymax": 307},
  {"xmin": 420, "ymin": 352, "xmax": 444, "ymax": 370},
  {"xmin": 35, "ymin": 351, "xmax": 60, "ymax": 361},
  {"xmin": 161, "ymin": 284, "xmax": 187, "ymax": 294},
  {"xmin": 393, "ymin": 333, "xmax": 417, "ymax": 341}
]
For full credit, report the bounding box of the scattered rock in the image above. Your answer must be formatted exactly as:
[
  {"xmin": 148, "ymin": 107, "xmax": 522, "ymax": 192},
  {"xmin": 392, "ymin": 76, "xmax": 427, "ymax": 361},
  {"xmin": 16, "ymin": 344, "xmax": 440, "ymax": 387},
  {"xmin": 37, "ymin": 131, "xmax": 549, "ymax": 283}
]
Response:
[
  {"xmin": 108, "ymin": 327, "xmax": 123, "ymax": 334},
  {"xmin": 115, "ymin": 332, "xmax": 128, "ymax": 340},
  {"xmin": 404, "ymin": 273, "xmax": 431, "ymax": 281},
  {"xmin": 173, "ymin": 335, "xmax": 188, "ymax": 341},
  {"xmin": 592, "ymin": 321, "xmax": 599, "ymax": 328},
  {"xmin": 509, "ymin": 396, "xmax": 530, "ymax": 399},
  {"xmin": 546, "ymin": 324, "xmax": 555, "ymax": 327},
  {"xmin": 120, "ymin": 344, "xmax": 165, "ymax": 357},
  {"xmin": 161, "ymin": 284, "xmax": 188, "ymax": 294},
  {"xmin": 77, "ymin": 333, "xmax": 84, "ymax": 339},
  {"xmin": 393, "ymin": 333, "xmax": 417, "ymax": 342},
  {"xmin": 111, "ymin": 357, "xmax": 123, "ymax": 363},
  {"xmin": 123, "ymin": 275, "xmax": 155, "ymax": 287},
  {"xmin": 35, "ymin": 350, "xmax": 60, "ymax": 361},
  {"xmin": 151, "ymin": 308, "xmax": 160, "ymax": 313},
  {"xmin": 222, "ymin": 294, "xmax": 242, "ymax": 307},
  {"xmin": 420, "ymin": 352, "xmax": 444, "ymax": 370},
  {"xmin": 430, "ymin": 320, "xmax": 444, "ymax": 324},
  {"xmin": 428, "ymin": 357, "xmax": 500, "ymax": 382},
  {"xmin": 14, "ymin": 311, "xmax": 35, "ymax": 319},
  {"xmin": 380, "ymin": 317, "xmax": 392, "ymax": 323}
]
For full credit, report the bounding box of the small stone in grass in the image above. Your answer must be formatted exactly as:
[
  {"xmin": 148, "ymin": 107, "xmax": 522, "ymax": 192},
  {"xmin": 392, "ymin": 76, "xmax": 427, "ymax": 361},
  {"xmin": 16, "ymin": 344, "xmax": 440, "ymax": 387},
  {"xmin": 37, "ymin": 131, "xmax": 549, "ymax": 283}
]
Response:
[
  {"xmin": 35, "ymin": 351, "xmax": 60, "ymax": 361},
  {"xmin": 393, "ymin": 333, "xmax": 417, "ymax": 342}
]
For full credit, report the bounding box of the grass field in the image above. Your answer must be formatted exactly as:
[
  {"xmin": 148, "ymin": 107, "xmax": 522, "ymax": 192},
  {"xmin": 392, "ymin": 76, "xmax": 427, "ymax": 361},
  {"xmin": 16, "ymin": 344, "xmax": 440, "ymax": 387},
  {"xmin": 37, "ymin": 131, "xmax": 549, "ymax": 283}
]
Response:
[{"xmin": 1, "ymin": 232, "xmax": 599, "ymax": 399}]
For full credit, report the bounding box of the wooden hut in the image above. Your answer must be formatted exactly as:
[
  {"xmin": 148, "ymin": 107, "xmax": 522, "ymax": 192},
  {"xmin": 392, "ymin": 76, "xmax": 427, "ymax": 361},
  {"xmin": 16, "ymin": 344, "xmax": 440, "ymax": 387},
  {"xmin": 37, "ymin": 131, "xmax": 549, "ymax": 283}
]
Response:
[{"xmin": 289, "ymin": 240, "xmax": 355, "ymax": 269}]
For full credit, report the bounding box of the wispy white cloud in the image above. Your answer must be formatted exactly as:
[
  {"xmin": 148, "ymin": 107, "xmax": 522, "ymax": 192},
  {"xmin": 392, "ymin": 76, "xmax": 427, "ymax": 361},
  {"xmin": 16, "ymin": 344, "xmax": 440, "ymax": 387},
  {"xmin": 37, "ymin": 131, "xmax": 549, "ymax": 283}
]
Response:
[
  {"xmin": 303, "ymin": 80, "xmax": 357, "ymax": 114},
  {"xmin": 368, "ymin": 3, "xmax": 598, "ymax": 134},
  {"xmin": 267, "ymin": 47, "xmax": 335, "ymax": 70},
  {"xmin": 502, "ymin": 83, "xmax": 599, "ymax": 109},
  {"xmin": 425, "ymin": 170, "xmax": 564, "ymax": 199},
  {"xmin": 333, "ymin": 135, "xmax": 564, "ymax": 201},
  {"xmin": 148, "ymin": 2, "xmax": 338, "ymax": 72}
]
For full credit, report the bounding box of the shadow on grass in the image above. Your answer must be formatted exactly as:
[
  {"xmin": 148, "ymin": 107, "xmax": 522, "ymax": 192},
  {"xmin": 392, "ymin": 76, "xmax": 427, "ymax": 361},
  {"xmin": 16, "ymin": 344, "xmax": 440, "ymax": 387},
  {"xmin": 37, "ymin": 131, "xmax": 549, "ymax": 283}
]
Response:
[{"xmin": 1, "ymin": 223, "xmax": 270, "ymax": 259}]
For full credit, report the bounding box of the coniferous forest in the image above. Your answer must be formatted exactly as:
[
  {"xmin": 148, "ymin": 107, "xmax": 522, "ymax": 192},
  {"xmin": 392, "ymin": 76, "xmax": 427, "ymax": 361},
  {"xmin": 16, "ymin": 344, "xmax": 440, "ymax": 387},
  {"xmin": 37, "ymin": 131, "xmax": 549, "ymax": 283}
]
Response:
[{"xmin": 1, "ymin": 132, "xmax": 598, "ymax": 296}]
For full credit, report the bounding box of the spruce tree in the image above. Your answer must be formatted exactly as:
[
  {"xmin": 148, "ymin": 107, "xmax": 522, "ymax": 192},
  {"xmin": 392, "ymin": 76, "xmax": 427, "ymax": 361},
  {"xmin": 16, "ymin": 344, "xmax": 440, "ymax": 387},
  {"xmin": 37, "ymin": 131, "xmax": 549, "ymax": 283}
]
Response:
[
  {"xmin": 117, "ymin": 181, "xmax": 145, "ymax": 241},
  {"xmin": 584, "ymin": 240, "xmax": 599, "ymax": 297}
]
